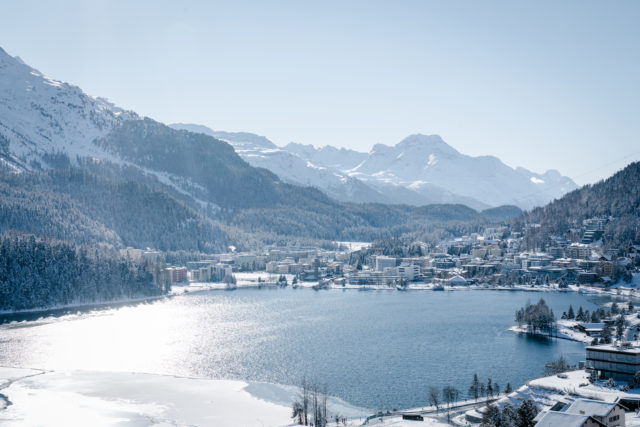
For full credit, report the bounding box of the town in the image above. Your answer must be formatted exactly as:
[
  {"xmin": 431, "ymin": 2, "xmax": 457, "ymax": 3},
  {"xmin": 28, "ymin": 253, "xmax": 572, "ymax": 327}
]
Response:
[{"xmin": 136, "ymin": 216, "xmax": 638, "ymax": 294}]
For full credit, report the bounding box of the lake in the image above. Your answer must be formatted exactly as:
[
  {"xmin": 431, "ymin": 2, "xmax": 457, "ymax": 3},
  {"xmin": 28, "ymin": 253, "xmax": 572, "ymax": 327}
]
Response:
[{"xmin": 0, "ymin": 288, "xmax": 617, "ymax": 411}]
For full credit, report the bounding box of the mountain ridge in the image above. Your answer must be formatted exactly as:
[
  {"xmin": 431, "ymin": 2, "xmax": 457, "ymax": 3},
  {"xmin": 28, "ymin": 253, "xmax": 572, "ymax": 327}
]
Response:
[
  {"xmin": 0, "ymin": 45, "xmax": 524, "ymax": 250},
  {"xmin": 170, "ymin": 123, "xmax": 577, "ymax": 210}
]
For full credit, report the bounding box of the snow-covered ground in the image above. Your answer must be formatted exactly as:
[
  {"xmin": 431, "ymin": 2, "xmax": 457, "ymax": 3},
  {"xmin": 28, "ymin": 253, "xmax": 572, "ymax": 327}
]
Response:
[
  {"xmin": 509, "ymin": 322, "xmax": 594, "ymax": 344},
  {"xmin": 362, "ymin": 416, "xmax": 449, "ymax": 426},
  {"xmin": 0, "ymin": 294, "xmax": 168, "ymax": 316},
  {"xmin": 0, "ymin": 367, "xmax": 368, "ymax": 426},
  {"xmin": 510, "ymin": 309, "xmax": 640, "ymax": 345},
  {"xmin": 464, "ymin": 370, "xmax": 640, "ymax": 426}
]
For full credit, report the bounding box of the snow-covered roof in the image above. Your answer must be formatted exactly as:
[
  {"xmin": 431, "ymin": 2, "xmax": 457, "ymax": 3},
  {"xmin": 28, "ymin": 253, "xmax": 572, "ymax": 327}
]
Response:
[
  {"xmin": 448, "ymin": 275, "xmax": 467, "ymax": 283},
  {"xmin": 587, "ymin": 343, "xmax": 640, "ymax": 354},
  {"xmin": 534, "ymin": 411, "xmax": 603, "ymax": 427},
  {"xmin": 579, "ymin": 323, "xmax": 605, "ymax": 330},
  {"xmin": 565, "ymin": 398, "xmax": 617, "ymax": 417}
]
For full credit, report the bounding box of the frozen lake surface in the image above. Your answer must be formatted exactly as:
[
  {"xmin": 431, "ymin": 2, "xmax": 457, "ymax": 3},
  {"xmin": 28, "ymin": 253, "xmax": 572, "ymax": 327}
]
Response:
[{"xmin": 0, "ymin": 288, "xmax": 614, "ymax": 410}]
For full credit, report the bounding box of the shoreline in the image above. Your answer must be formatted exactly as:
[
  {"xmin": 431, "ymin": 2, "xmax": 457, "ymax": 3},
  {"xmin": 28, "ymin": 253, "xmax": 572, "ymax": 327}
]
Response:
[
  {"xmin": 0, "ymin": 293, "xmax": 169, "ymax": 317},
  {"xmin": 1, "ymin": 279, "xmax": 633, "ymax": 317},
  {"xmin": 0, "ymin": 366, "xmax": 370, "ymax": 426},
  {"xmin": 508, "ymin": 325, "xmax": 590, "ymax": 344}
]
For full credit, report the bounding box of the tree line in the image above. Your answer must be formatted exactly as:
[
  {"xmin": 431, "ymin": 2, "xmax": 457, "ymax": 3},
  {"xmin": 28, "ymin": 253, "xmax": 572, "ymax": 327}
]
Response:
[
  {"xmin": 514, "ymin": 299, "xmax": 556, "ymax": 336},
  {"xmin": 0, "ymin": 233, "xmax": 165, "ymax": 311}
]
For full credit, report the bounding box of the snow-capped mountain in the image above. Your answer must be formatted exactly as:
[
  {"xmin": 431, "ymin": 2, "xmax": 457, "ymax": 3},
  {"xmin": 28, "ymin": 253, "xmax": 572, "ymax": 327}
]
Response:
[
  {"xmin": 345, "ymin": 134, "xmax": 577, "ymax": 209},
  {"xmin": 0, "ymin": 47, "xmax": 137, "ymax": 171},
  {"xmin": 171, "ymin": 125, "xmax": 576, "ymax": 209},
  {"xmin": 0, "ymin": 44, "xmax": 574, "ymax": 212},
  {"xmin": 284, "ymin": 142, "xmax": 367, "ymax": 171},
  {"xmin": 169, "ymin": 123, "xmax": 395, "ymax": 204}
]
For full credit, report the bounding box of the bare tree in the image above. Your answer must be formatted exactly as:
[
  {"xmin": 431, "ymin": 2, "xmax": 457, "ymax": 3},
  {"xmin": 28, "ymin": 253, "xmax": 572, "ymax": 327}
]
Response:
[
  {"xmin": 312, "ymin": 382, "xmax": 319, "ymax": 427},
  {"xmin": 469, "ymin": 373, "xmax": 480, "ymax": 402},
  {"xmin": 442, "ymin": 385, "xmax": 459, "ymax": 422},
  {"xmin": 321, "ymin": 383, "xmax": 328, "ymax": 427},
  {"xmin": 297, "ymin": 376, "xmax": 309, "ymax": 425},
  {"xmin": 428, "ymin": 386, "xmax": 440, "ymax": 413},
  {"xmin": 292, "ymin": 401, "xmax": 304, "ymax": 425}
]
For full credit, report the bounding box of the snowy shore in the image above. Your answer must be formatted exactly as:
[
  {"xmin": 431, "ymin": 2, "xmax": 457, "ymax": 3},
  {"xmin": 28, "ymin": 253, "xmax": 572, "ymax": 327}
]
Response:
[
  {"xmin": 464, "ymin": 370, "xmax": 640, "ymax": 426},
  {"xmin": 508, "ymin": 321, "xmax": 595, "ymax": 344},
  {"xmin": 2, "ymin": 273, "xmax": 636, "ymax": 318},
  {"xmin": 0, "ymin": 367, "xmax": 369, "ymax": 426}
]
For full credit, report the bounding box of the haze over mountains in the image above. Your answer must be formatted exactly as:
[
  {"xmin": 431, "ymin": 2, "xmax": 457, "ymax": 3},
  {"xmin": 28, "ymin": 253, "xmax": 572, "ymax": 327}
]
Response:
[
  {"xmin": 0, "ymin": 45, "xmax": 527, "ymax": 250},
  {"xmin": 170, "ymin": 124, "xmax": 577, "ymax": 210}
]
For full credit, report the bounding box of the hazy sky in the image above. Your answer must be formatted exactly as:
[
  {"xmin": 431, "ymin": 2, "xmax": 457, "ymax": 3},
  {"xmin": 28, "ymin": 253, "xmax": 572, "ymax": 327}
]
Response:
[{"xmin": 1, "ymin": 0, "xmax": 638, "ymax": 184}]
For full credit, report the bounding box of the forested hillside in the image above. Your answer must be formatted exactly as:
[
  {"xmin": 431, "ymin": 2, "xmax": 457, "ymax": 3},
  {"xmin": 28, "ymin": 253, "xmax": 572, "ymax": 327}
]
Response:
[
  {"xmin": 0, "ymin": 167, "xmax": 229, "ymax": 252},
  {"xmin": 514, "ymin": 162, "xmax": 640, "ymax": 251},
  {"xmin": 0, "ymin": 234, "xmax": 164, "ymax": 311},
  {"xmin": 96, "ymin": 119, "xmax": 291, "ymax": 208}
]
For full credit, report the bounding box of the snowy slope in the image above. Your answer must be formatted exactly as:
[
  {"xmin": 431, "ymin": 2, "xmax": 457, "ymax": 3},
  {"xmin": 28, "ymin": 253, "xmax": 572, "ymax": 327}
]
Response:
[
  {"xmin": 345, "ymin": 134, "xmax": 578, "ymax": 209},
  {"xmin": 169, "ymin": 123, "xmax": 395, "ymax": 204},
  {"xmin": 0, "ymin": 48, "xmax": 224, "ymax": 207},
  {"xmin": 0, "ymin": 43, "xmax": 574, "ymax": 211},
  {"xmin": 285, "ymin": 142, "xmax": 367, "ymax": 171},
  {"xmin": 171, "ymin": 126, "xmax": 576, "ymax": 209},
  {"xmin": 0, "ymin": 47, "xmax": 137, "ymax": 170}
]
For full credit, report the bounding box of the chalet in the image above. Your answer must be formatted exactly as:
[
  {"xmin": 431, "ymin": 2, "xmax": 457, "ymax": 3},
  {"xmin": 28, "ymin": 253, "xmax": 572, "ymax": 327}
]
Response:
[
  {"xmin": 534, "ymin": 411, "xmax": 606, "ymax": 427},
  {"xmin": 574, "ymin": 323, "xmax": 605, "ymax": 337},
  {"xmin": 564, "ymin": 399, "xmax": 626, "ymax": 427}
]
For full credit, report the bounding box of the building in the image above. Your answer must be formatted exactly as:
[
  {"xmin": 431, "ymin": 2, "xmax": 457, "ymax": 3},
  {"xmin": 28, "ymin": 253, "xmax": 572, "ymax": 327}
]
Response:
[
  {"xmin": 564, "ymin": 399, "xmax": 626, "ymax": 427},
  {"xmin": 587, "ymin": 342, "xmax": 640, "ymax": 382},
  {"xmin": 142, "ymin": 250, "xmax": 161, "ymax": 262},
  {"xmin": 534, "ymin": 412, "xmax": 606, "ymax": 427},
  {"xmin": 397, "ymin": 263, "xmax": 420, "ymax": 281},
  {"xmin": 575, "ymin": 323, "xmax": 605, "ymax": 337},
  {"xmin": 448, "ymin": 275, "xmax": 467, "ymax": 286},
  {"xmin": 578, "ymin": 272, "xmax": 600, "ymax": 284},
  {"xmin": 548, "ymin": 246, "xmax": 565, "ymax": 259},
  {"xmin": 164, "ymin": 267, "xmax": 187, "ymax": 284},
  {"xmin": 567, "ymin": 244, "xmax": 593, "ymax": 260},
  {"xmin": 375, "ymin": 256, "xmax": 397, "ymax": 272},
  {"xmin": 600, "ymin": 261, "xmax": 614, "ymax": 277},
  {"xmin": 210, "ymin": 264, "xmax": 233, "ymax": 281},
  {"xmin": 432, "ymin": 258, "xmax": 456, "ymax": 269}
]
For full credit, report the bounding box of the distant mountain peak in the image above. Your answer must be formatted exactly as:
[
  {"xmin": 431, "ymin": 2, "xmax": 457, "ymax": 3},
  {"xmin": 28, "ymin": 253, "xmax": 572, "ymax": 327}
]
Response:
[
  {"xmin": 168, "ymin": 123, "xmax": 277, "ymax": 150},
  {"xmin": 396, "ymin": 134, "xmax": 459, "ymax": 156}
]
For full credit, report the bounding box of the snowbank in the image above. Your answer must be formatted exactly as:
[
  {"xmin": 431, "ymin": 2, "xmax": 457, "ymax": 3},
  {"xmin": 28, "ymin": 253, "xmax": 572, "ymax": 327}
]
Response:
[
  {"xmin": 0, "ymin": 367, "xmax": 370, "ymax": 426},
  {"xmin": 0, "ymin": 368, "xmax": 292, "ymax": 426},
  {"xmin": 464, "ymin": 370, "xmax": 640, "ymax": 426}
]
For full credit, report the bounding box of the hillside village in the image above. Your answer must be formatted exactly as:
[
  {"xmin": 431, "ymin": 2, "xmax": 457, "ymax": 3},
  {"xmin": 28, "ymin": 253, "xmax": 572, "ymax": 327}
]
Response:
[{"xmin": 145, "ymin": 215, "xmax": 639, "ymax": 293}]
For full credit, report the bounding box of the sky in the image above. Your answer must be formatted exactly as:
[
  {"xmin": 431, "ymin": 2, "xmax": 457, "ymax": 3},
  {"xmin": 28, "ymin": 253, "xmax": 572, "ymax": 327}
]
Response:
[{"xmin": 1, "ymin": 0, "xmax": 638, "ymax": 185}]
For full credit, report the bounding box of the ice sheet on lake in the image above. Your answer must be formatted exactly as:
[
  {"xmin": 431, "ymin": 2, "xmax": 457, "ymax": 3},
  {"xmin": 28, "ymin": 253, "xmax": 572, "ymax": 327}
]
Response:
[{"xmin": 0, "ymin": 368, "xmax": 293, "ymax": 426}]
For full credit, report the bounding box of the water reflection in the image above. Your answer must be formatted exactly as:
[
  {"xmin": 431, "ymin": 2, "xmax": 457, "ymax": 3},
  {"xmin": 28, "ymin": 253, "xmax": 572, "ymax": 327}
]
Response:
[{"xmin": 0, "ymin": 288, "xmax": 611, "ymax": 409}]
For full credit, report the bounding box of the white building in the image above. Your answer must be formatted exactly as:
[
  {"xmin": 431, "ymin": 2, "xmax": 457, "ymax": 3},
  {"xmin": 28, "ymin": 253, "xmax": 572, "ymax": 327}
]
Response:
[
  {"xmin": 397, "ymin": 263, "xmax": 420, "ymax": 281},
  {"xmin": 563, "ymin": 399, "xmax": 626, "ymax": 427},
  {"xmin": 375, "ymin": 256, "xmax": 397, "ymax": 272}
]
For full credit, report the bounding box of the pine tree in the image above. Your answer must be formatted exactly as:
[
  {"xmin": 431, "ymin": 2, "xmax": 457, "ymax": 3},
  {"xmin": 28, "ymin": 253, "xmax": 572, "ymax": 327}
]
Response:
[
  {"xmin": 482, "ymin": 405, "xmax": 501, "ymax": 426},
  {"xmin": 611, "ymin": 302, "xmax": 619, "ymax": 315},
  {"xmin": 486, "ymin": 378, "xmax": 494, "ymax": 398},
  {"xmin": 469, "ymin": 373, "xmax": 480, "ymax": 401},
  {"xmin": 567, "ymin": 305, "xmax": 575, "ymax": 319},
  {"xmin": 516, "ymin": 399, "xmax": 538, "ymax": 427},
  {"xmin": 501, "ymin": 402, "xmax": 517, "ymax": 427}
]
